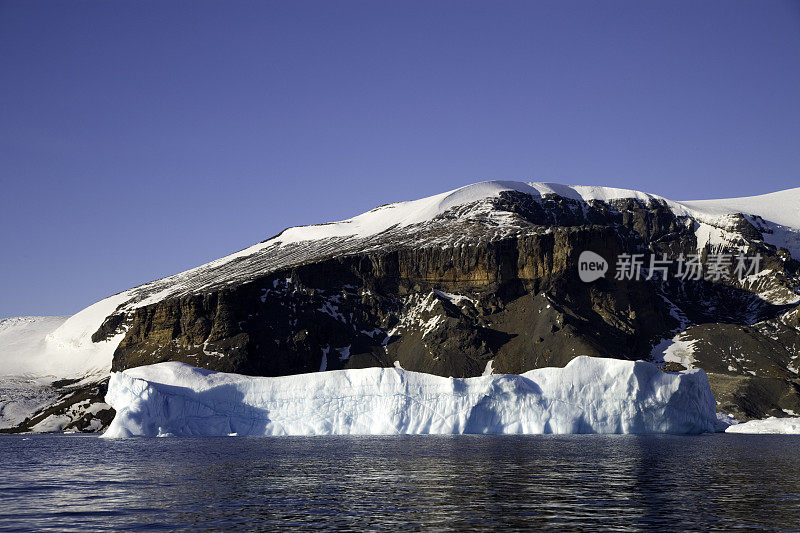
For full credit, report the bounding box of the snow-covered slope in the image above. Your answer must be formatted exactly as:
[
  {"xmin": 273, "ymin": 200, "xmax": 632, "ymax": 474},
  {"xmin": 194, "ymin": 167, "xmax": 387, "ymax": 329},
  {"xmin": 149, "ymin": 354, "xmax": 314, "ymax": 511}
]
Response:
[
  {"xmin": 223, "ymin": 182, "xmax": 800, "ymax": 247},
  {"xmin": 103, "ymin": 356, "xmax": 718, "ymax": 437},
  {"xmin": 0, "ymin": 292, "xmax": 130, "ymax": 380},
  {"xmin": 0, "ymin": 316, "xmax": 69, "ymax": 428},
  {"xmin": 681, "ymin": 187, "xmax": 800, "ymax": 230},
  {"xmin": 682, "ymin": 187, "xmax": 800, "ymax": 258},
  {"xmin": 114, "ymin": 181, "xmax": 800, "ymax": 310},
  {"xmin": 272, "ymin": 181, "xmax": 681, "ymax": 245},
  {"xmin": 0, "ymin": 316, "xmax": 69, "ymax": 376},
  {"xmin": 122, "ymin": 182, "xmax": 684, "ymax": 308},
  {"xmin": 0, "ymin": 294, "xmax": 129, "ymax": 429}
]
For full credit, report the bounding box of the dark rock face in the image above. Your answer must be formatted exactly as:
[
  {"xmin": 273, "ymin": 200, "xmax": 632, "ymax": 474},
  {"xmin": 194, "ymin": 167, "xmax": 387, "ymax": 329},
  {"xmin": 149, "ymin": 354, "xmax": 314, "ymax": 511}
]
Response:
[{"xmin": 97, "ymin": 192, "xmax": 800, "ymax": 420}]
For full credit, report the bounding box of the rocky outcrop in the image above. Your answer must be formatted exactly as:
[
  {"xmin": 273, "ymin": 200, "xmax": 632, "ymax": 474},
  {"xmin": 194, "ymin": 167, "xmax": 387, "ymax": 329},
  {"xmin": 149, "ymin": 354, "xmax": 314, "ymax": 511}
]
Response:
[{"xmin": 0, "ymin": 379, "xmax": 113, "ymax": 434}]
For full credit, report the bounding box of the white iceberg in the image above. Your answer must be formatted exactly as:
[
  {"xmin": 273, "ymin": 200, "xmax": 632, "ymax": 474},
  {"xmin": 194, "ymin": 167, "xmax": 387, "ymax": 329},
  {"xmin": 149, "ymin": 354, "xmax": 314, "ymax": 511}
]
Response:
[
  {"xmin": 725, "ymin": 416, "xmax": 800, "ymax": 434},
  {"xmin": 103, "ymin": 356, "xmax": 717, "ymax": 437}
]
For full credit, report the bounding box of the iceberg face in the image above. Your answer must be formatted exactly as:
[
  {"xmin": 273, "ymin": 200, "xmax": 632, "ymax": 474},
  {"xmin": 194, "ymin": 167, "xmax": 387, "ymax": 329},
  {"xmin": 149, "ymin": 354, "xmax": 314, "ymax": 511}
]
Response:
[{"xmin": 103, "ymin": 356, "xmax": 718, "ymax": 437}]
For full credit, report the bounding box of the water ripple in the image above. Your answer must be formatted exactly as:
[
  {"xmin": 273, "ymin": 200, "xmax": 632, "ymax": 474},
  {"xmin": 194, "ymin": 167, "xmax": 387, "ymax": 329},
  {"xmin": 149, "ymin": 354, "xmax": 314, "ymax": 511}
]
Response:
[{"xmin": 1, "ymin": 434, "xmax": 799, "ymax": 531}]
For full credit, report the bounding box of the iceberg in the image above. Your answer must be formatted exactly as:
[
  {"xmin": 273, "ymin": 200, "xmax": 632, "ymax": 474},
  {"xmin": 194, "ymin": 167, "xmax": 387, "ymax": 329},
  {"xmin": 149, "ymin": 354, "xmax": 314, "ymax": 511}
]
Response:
[
  {"xmin": 103, "ymin": 356, "xmax": 718, "ymax": 437},
  {"xmin": 725, "ymin": 416, "xmax": 800, "ymax": 434}
]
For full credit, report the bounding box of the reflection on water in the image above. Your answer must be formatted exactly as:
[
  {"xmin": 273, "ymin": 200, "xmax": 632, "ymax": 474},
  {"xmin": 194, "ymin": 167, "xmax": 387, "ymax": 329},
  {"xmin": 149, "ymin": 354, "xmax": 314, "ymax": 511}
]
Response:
[{"xmin": 1, "ymin": 434, "xmax": 799, "ymax": 531}]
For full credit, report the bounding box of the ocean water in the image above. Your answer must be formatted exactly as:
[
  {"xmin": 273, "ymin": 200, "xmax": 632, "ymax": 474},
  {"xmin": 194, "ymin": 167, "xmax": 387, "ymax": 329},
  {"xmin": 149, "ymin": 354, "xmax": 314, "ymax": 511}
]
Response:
[{"xmin": 1, "ymin": 434, "xmax": 799, "ymax": 531}]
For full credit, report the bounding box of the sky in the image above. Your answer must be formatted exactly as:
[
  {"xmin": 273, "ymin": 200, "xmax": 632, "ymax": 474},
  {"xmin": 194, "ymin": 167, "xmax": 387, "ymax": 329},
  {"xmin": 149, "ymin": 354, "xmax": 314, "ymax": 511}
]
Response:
[{"xmin": 1, "ymin": 0, "xmax": 799, "ymax": 318}]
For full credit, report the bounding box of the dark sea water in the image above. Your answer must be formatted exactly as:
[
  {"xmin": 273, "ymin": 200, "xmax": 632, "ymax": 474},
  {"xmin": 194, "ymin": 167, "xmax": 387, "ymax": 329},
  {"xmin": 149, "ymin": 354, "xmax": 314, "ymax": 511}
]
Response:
[{"xmin": 1, "ymin": 434, "xmax": 800, "ymax": 532}]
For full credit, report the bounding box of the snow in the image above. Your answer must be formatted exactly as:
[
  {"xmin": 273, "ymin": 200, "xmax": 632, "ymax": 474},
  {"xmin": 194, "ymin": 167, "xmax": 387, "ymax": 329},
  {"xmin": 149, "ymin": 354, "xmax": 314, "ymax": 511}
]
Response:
[
  {"xmin": 103, "ymin": 356, "xmax": 718, "ymax": 437},
  {"xmin": 693, "ymin": 220, "xmax": 741, "ymax": 254},
  {"xmin": 28, "ymin": 399, "xmax": 111, "ymax": 433},
  {"xmin": 336, "ymin": 346, "xmax": 351, "ymax": 361},
  {"xmin": 0, "ymin": 378, "xmax": 62, "ymax": 429},
  {"xmin": 715, "ymin": 412, "xmax": 740, "ymax": 431},
  {"xmin": 0, "ymin": 293, "xmax": 130, "ymax": 429},
  {"xmin": 319, "ymin": 346, "xmax": 329, "ymax": 372},
  {"xmin": 681, "ymin": 187, "xmax": 800, "ymax": 230},
  {"xmin": 388, "ymin": 292, "xmax": 448, "ymax": 340},
  {"xmin": 650, "ymin": 292, "xmax": 695, "ymax": 369},
  {"xmin": 0, "ymin": 292, "xmax": 132, "ymax": 379},
  {"xmin": 256, "ymin": 181, "xmax": 800, "ymax": 251},
  {"xmin": 739, "ymin": 269, "xmax": 800, "ymax": 305},
  {"xmin": 682, "ymin": 187, "xmax": 800, "ymax": 257},
  {"xmin": 433, "ymin": 289, "xmax": 477, "ymax": 307},
  {"xmin": 653, "ymin": 335, "xmax": 698, "ymax": 370},
  {"xmin": 0, "ymin": 316, "xmax": 69, "ymax": 377},
  {"xmin": 265, "ymin": 181, "xmax": 684, "ymax": 247},
  {"xmin": 725, "ymin": 416, "xmax": 800, "ymax": 434},
  {"xmin": 75, "ymin": 181, "xmax": 800, "ymax": 314}
]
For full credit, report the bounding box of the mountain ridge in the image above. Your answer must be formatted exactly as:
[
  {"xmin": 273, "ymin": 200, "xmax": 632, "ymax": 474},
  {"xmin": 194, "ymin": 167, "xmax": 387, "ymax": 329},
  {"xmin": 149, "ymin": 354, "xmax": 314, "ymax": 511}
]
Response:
[{"xmin": 89, "ymin": 181, "xmax": 800, "ymax": 312}]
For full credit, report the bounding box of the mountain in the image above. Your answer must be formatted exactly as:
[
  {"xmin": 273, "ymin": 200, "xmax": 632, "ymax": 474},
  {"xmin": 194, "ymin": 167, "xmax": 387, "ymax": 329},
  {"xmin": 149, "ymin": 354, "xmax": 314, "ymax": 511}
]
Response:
[{"xmin": 2, "ymin": 180, "xmax": 799, "ymax": 432}]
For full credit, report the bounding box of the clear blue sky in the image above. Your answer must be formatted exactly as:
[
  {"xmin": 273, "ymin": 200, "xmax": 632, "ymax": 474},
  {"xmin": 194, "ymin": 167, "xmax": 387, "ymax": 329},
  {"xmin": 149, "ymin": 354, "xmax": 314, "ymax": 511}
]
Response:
[{"xmin": 1, "ymin": 0, "xmax": 799, "ymax": 318}]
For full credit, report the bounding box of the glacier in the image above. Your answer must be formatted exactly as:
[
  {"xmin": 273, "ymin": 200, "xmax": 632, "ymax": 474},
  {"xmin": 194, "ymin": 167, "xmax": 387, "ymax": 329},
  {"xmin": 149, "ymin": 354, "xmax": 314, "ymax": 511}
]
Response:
[{"xmin": 103, "ymin": 356, "xmax": 718, "ymax": 437}]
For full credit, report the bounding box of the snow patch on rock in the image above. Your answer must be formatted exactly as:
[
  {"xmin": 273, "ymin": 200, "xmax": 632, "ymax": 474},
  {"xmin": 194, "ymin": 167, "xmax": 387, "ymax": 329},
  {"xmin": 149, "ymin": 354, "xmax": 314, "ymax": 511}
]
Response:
[{"xmin": 656, "ymin": 335, "xmax": 699, "ymax": 370}]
